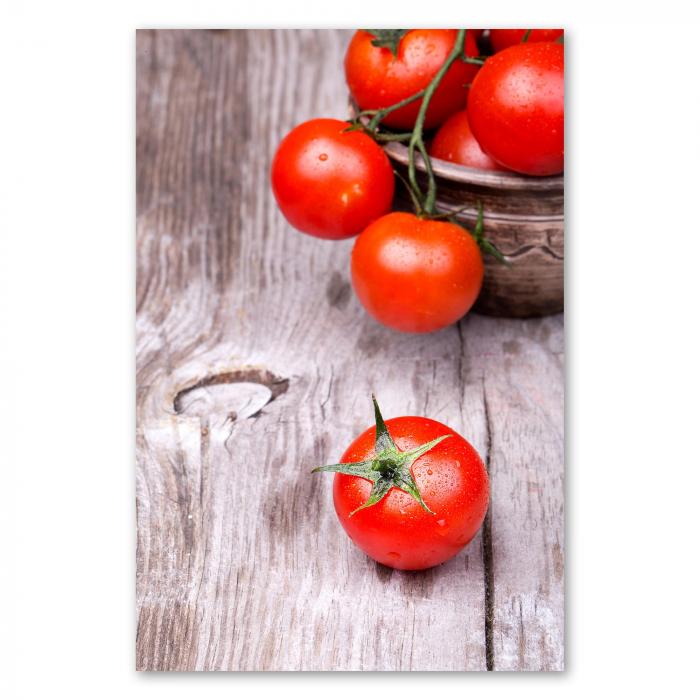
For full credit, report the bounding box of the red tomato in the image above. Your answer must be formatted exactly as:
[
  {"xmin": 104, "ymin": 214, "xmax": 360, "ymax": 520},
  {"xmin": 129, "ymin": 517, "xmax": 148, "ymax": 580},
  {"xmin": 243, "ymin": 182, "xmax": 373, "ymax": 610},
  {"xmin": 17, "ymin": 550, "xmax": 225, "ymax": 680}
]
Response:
[
  {"xmin": 345, "ymin": 29, "xmax": 480, "ymax": 131},
  {"xmin": 468, "ymin": 42, "xmax": 564, "ymax": 176},
  {"xmin": 317, "ymin": 399, "xmax": 489, "ymax": 571},
  {"xmin": 271, "ymin": 118, "xmax": 394, "ymax": 239},
  {"xmin": 351, "ymin": 212, "xmax": 483, "ymax": 333},
  {"xmin": 489, "ymin": 28, "xmax": 563, "ymax": 53},
  {"xmin": 429, "ymin": 109, "xmax": 506, "ymax": 170}
]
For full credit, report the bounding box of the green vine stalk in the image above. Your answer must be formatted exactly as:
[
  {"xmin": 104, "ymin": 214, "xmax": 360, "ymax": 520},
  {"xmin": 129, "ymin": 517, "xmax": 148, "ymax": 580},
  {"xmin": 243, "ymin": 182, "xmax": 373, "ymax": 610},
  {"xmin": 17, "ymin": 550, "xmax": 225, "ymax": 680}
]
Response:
[
  {"xmin": 354, "ymin": 29, "xmax": 470, "ymax": 217},
  {"xmin": 350, "ymin": 30, "xmax": 505, "ymax": 262}
]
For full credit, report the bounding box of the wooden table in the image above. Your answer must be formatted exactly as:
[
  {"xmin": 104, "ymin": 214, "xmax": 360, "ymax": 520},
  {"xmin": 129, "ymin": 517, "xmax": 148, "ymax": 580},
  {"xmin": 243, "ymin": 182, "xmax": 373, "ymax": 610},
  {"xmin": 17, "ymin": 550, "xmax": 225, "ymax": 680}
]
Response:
[{"xmin": 136, "ymin": 29, "xmax": 564, "ymax": 672}]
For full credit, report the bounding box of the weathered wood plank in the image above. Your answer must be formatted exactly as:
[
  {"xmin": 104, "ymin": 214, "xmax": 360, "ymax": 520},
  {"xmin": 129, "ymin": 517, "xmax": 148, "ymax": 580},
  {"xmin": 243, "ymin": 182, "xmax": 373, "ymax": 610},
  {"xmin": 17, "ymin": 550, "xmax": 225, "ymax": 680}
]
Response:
[
  {"xmin": 464, "ymin": 315, "xmax": 565, "ymax": 670},
  {"xmin": 136, "ymin": 29, "xmax": 563, "ymax": 671}
]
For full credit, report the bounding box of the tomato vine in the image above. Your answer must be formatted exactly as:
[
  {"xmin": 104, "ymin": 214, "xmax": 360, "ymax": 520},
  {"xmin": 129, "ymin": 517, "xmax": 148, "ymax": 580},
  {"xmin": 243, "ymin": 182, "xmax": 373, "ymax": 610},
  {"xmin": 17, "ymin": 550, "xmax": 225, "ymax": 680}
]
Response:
[
  {"xmin": 352, "ymin": 29, "xmax": 472, "ymax": 217},
  {"xmin": 348, "ymin": 30, "xmax": 505, "ymax": 262}
]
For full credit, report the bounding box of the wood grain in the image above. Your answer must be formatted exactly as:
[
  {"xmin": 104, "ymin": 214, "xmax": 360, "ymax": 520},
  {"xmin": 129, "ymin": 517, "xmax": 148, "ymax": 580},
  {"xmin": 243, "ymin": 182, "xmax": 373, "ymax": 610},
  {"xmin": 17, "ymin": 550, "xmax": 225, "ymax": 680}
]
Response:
[{"xmin": 136, "ymin": 29, "xmax": 564, "ymax": 671}]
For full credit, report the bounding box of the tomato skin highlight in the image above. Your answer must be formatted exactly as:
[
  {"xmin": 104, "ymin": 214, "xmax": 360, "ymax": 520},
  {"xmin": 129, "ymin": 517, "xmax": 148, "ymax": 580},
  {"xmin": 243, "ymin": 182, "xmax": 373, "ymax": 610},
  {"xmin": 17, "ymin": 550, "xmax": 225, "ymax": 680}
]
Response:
[
  {"xmin": 271, "ymin": 118, "xmax": 395, "ymax": 239},
  {"xmin": 429, "ymin": 109, "xmax": 506, "ymax": 171},
  {"xmin": 351, "ymin": 212, "xmax": 484, "ymax": 333},
  {"xmin": 489, "ymin": 28, "xmax": 563, "ymax": 53},
  {"xmin": 333, "ymin": 416, "xmax": 489, "ymax": 571},
  {"xmin": 345, "ymin": 29, "xmax": 480, "ymax": 130},
  {"xmin": 467, "ymin": 42, "xmax": 564, "ymax": 176}
]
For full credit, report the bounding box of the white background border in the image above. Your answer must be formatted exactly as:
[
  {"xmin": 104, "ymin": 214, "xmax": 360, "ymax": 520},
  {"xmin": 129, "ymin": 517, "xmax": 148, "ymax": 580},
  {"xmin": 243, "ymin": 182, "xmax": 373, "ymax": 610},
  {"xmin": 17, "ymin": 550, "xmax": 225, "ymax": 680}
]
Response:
[{"xmin": 2, "ymin": 1, "xmax": 699, "ymax": 696}]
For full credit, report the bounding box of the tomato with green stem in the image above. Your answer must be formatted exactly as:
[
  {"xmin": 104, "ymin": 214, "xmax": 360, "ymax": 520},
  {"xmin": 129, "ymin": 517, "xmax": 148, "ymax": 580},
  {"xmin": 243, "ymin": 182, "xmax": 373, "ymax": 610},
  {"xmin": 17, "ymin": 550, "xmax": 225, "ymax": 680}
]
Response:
[
  {"xmin": 489, "ymin": 28, "xmax": 563, "ymax": 53},
  {"xmin": 271, "ymin": 118, "xmax": 395, "ymax": 240},
  {"xmin": 350, "ymin": 211, "xmax": 484, "ymax": 333},
  {"xmin": 313, "ymin": 396, "xmax": 489, "ymax": 571},
  {"xmin": 468, "ymin": 41, "xmax": 564, "ymax": 176},
  {"xmin": 345, "ymin": 29, "xmax": 481, "ymax": 131}
]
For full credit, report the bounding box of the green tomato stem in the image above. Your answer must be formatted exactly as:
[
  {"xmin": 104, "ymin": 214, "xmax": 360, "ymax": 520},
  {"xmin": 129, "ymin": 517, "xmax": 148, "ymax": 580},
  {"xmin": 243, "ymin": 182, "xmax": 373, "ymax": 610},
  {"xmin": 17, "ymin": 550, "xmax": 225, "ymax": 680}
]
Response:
[
  {"xmin": 407, "ymin": 28, "xmax": 466, "ymax": 216},
  {"xmin": 353, "ymin": 30, "xmax": 468, "ymax": 217},
  {"xmin": 356, "ymin": 88, "xmax": 426, "ymax": 132},
  {"xmin": 373, "ymin": 131, "xmax": 413, "ymax": 143},
  {"xmin": 351, "ymin": 31, "xmax": 508, "ymax": 264}
]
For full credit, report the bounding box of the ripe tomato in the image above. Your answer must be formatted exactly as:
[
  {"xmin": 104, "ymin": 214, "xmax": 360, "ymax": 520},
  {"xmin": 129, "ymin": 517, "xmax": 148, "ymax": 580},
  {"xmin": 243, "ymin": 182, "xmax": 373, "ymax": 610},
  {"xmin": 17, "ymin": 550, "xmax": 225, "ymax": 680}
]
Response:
[
  {"xmin": 351, "ymin": 212, "xmax": 483, "ymax": 333},
  {"xmin": 489, "ymin": 28, "xmax": 563, "ymax": 53},
  {"xmin": 314, "ymin": 397, "xmax": 489, "ymax": 571},
  {"xmin": 468, "ymin": 42, "xmax": 564, "ymax": 176},
  {"xmin": 271, "ymin": 118, "xmax": 394, "ymax": 239},
  {"xmin": 345, "ymin": 29, "xmax": 480, "ymax": 131},
  {"xmin": 429, "ymin": 109, "xmax": 506, "ymax": 170}
]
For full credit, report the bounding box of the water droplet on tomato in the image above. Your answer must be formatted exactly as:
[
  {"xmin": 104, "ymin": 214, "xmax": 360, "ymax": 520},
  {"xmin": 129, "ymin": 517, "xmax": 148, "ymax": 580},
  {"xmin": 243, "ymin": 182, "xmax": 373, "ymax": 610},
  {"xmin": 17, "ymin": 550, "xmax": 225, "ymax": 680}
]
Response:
[
  {"xmin": 319, "ymin": 153, "xmax": 328, "ymax": 161},
  {"xmin": 427, "ymin": 469, "xmax": 433, "ymax": 475}
]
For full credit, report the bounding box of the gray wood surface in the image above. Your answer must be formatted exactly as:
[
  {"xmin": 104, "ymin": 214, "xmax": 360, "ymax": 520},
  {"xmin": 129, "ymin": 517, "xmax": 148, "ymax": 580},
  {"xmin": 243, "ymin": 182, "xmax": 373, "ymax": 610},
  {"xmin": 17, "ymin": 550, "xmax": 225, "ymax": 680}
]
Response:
[{"xmin": 136, "ymin": 29, "xmax": 564, "ymax": 672}]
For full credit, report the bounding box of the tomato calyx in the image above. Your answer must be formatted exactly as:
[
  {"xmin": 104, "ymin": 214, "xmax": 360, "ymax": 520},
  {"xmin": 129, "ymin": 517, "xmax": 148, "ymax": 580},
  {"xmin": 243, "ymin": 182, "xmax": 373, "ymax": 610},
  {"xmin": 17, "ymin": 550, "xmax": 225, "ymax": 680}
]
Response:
[
  {"xmin": 364, "ymin": 29, "xmax": 409, "ymax": 57},
  {"xmin": 312, "ymin": 396, "xmax": 451, "ymax": 516}
]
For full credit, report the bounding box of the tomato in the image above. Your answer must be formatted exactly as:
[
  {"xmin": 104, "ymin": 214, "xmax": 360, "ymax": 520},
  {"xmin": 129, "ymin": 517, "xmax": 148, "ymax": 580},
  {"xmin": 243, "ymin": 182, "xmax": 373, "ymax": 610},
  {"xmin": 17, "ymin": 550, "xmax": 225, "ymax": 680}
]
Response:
[
  {"xmin": 271, "ymin": 118, "xmax": 395, "ymax": 239},
  {"xmin": 489, "ymin": 28, "xmax": 563, "ymax": 53},
  {"xmin": 345, "ymin": 29, "xmax": 480, "ymax": 131},
  {"xmin": 314, "ymin": 397, "xmax": 489, "ymax": 571},
  {"xmin": 468, "ymin": 42, "xmax": 564, "ymax": 176},
  {"xmin": 351, "ymin": 212, "xmax": 483, "ymax": 333},
  {"xmin": 429, "ymin": 109, "xmax": 506, "ymax": 170}
]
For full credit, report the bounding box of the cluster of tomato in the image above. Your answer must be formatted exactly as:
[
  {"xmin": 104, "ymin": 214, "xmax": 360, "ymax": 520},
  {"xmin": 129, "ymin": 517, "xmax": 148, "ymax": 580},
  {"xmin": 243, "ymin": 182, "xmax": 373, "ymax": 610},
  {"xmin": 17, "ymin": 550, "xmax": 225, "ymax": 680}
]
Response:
[{"xmin": 271, "ymin": 29, "xmax": 564, "ymax": 334}]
